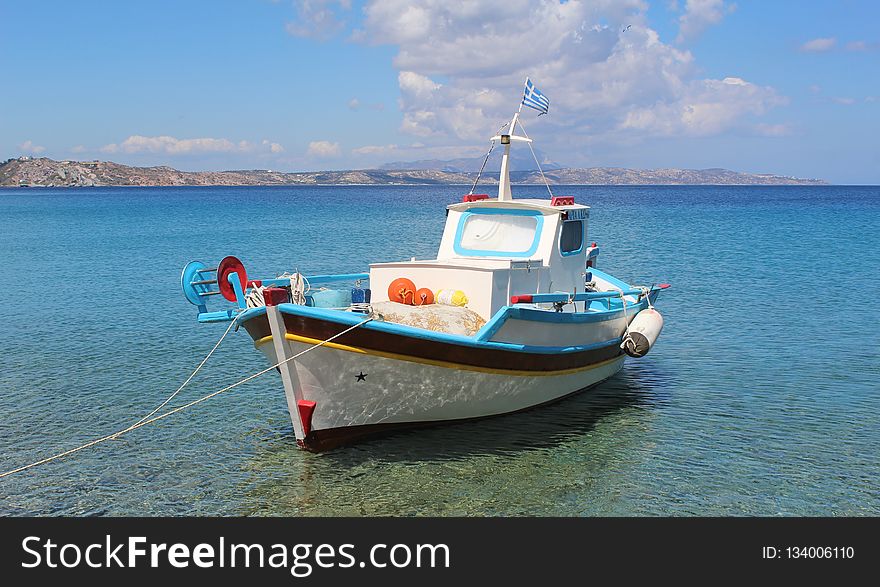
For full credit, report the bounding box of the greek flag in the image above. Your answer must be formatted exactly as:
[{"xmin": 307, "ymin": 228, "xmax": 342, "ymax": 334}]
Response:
[{"xmin": 521, "ymin": 78, "xmax": 550, "ymax": 115}]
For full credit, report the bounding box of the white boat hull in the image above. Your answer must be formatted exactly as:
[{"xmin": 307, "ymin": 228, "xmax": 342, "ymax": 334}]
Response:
[{"xmin": 255, "ymin": 336, "xmax": 625, "ymax": 449}]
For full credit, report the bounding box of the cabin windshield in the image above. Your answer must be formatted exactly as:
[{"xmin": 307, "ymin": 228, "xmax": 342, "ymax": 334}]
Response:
[{"xmin": 453, "ymin": 209, "xmax": 542, "ymax": 257}]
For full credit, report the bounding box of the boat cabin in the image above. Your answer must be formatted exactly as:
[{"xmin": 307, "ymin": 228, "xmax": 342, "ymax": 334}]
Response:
[
  {"xmin": 369, "ymin": 109, "xmax": 602, "ymax": 322},
  {"xmin": 369, "ymin": 196, "xmax": 594, "ymax": 321}
]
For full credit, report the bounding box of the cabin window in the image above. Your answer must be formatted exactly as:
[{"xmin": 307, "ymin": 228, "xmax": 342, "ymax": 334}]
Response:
[
  {"xmin": 454, "ymin": 209, "xmax": 543, "ymax": 257},
  {"xmin": 560, "ymin": 220, "xmax": 583, "ymax": 255}
]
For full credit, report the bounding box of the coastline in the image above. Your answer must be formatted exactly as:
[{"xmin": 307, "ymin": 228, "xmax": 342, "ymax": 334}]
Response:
[{"xmin": 1, "ymin": 156, "xmax": 827, "ymax": 188}]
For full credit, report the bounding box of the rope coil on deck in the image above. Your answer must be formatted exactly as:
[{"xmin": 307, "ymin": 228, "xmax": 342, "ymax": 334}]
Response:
[{"xmin": 0, "ymin": 312, "xmax": 374, "ymax": 480}]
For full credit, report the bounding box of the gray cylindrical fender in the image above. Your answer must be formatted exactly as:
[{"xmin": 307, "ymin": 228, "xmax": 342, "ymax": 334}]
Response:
[{"xmin": 622, "ymin": 308, "xmax": 664, "ymax": 358}]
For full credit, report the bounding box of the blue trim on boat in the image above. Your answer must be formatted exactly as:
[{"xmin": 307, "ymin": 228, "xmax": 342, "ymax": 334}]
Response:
[
  {"xmin": 511, "ymin": 288, "xmax": 651, "ymax": 304},
  {"xmin": 452, "ymin": 208, "xmax": 544, "ymax": 258},
  {"xmin": 198, "ymin": 309, "xmax": 241, "ymax": 323},
  {"xmin": 240, "ymin": 304, "xmax": 626, "ymax": 355},
  {"xmin": 239, "ymin": 305, "xmax": 267, "ymax": 320},
  {"xmin": 506, "ymin": 302, "xmax": 645, "ymax": 324},
  {"xmin": 306, "ymin": 273, "xmax": 370, "ymax": 285},
  {"xmin": 589, "ymin": 267, "xmax": 633, "ymax": 291},
  {"xmin": 474, "ymin": 306, "xmax": 511, "ymax": 342}
]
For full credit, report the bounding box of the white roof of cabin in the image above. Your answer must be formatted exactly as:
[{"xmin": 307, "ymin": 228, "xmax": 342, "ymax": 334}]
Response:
[
  {"xmin": 446, "ymin": 198, "xmax": 589, "ymax": 214},
  {"xmin": 372, "ymin": 257, "xmax": 528, "ymax": 270}
]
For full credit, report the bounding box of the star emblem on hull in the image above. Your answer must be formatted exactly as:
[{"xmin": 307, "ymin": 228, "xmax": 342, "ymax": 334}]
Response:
[{"xmin": 355, "ymin": 371, "xmax": 367, "ymax": 382}]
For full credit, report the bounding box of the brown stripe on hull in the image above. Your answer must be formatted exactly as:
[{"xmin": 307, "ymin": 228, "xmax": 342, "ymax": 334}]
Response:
[
  {"xmin": 298, "ymin": 376, "xmax": 617, "ymax": 452},
  {"xmin": 241, "ymin": 311, "xmax": 622, "ymax": 372}
]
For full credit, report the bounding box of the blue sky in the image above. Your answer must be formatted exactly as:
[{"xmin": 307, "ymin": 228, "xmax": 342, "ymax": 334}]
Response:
[{"xmin": 2, "ymin": 1, "xmax": 878, "ymax": 183}]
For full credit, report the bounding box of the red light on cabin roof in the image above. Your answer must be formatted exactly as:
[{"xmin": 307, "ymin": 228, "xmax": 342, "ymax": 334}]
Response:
[
  {"xmin": 510, "ymin": 295, "xmax": 533, "ymax": 304},
  {"xmin": 463, "ymin": 194, "xmax": 489, "ymax": 202},
  {"xmin": 551, "ymin": 196, "xmax": 575, "ymax": 206}
]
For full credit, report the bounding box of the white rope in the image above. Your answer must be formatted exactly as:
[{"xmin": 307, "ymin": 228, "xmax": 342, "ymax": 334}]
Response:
[
  {"xmin": 245, "ymin": 286, "xmax": 265, "ymax": 308},
  {"xmin": 618, "ymin": 289, "xmax": 632, "ymax": 350},
  {"xmin": 468, "ymin": 121, "xmax": 510, "ymax": 195},
  {"xmin": 643, "ymin": 285, "xmax": 655, "ymax": 309},
  {"xmin": 0, "ymin": 313, "xmax": 374, "ymax": 480},
  {"xmin": 289, "ymin": 272, "xmax": 309, "ymax": 305},
  {"xmin": 125, "ymin": 313, "xmax": 241, "ymax": 430},
  {"xmin": 515, "ymin": 119, "xmax": 554, "ymax": 199}
]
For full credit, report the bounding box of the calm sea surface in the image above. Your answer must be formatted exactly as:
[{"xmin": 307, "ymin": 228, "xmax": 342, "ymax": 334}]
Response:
[{"xmin": 0, "ymin": 185, "xmax": 877, "ymax": 516}]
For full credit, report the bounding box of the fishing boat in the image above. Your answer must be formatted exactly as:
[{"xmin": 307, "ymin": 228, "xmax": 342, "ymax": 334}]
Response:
[{"xmin": 180, "ymin": 80, "xmax": 669, "ymax": 451}]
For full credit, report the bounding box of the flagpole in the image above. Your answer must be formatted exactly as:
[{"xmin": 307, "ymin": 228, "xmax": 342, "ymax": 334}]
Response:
[
  {"xmin": 511, "ymin": 78, "xmax": 528, "ymax": 135},
  {"xmin": 517, "ymin": 77, "xmax": 528, "ymax": 114},
  {"xmin": 497, "ymin": 77, "xmax": 542, "ymax": 201}
]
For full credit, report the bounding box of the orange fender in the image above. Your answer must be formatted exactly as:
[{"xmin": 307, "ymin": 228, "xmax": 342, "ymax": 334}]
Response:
[
  {"xmin": 388, "ymin": 277, "xmax": 417, "ymax": 305},
  {"xmin": 415, "ymin": 287, "xmax": 434, "ymax": 306}
]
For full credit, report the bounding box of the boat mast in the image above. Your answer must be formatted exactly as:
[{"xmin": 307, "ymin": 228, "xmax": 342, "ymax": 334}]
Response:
[
  {"xmin": 497, "ymin": 111, "xmax": 518, "ymax": 201},
  {"xmin": 493, "ymin": 105, "xmax": 531, "ymax": 202}
]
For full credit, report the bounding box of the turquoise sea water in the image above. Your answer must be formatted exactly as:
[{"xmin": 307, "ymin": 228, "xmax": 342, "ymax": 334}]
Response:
[{"xmin": 0, "ymin": 184, "xmax": 878, "ymax": 516}]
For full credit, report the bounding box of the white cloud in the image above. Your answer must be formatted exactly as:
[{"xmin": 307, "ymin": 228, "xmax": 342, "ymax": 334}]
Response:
[
  {"xmin": 307, "ymin": 140, "xmax": 341, "ymax": 157},
  {"xmin": 19, "ymin": 140, "xmax": 45, "ymax": 154},
  {"xmin": 845, "ymin": 40, "xmax": 879, "ymax": 52},
  {"xmin": 349, "ymin": 142, "xmax": 485, "ymax": 167},
  {"xmin": 352, "ymin": 143, "xmax": 398, "ymax": 155},
  {"xmin": 102, "ymin": 136, "xmax": 234, "ymax": 154},
  {"xmin": 262, "ymin": 139, "xmax": 285, "ymax": 153},
  {"xmin": 70, "ymin": 145, "xmax": 87, "ymax": 154},
  {"xmin": 286, "ymin": 0, "xmax": 352, "ymax": 40},
  {"xmin": 677, "ymin": 0, "xmax": 735, "ymax": 43},
  {"xmin": 398, "ymin": 71, "xmax": 441, "ymax": 98},
  {"xmin": 832, "ymin": 97, "xmax": 856, "ymax": 106},
  {"xmin": 361, "ymin": 1, "xmax": 628, "ymax": 77},
  {"xmin": 800, "ymin": 37, "xmax": 836, "ymax": 52},
  {"xmin": 353, "ymin": 0, "xmax": 782, "ymax": 150},
  {"xmin": 400, "ymin": 109, "xmax": 439, "ymax": 137},
  {"xmin": 621, "ymin": 77, "xmax": 785, "ymax": 137},
  {"xmin": 100, "ymin": 135, "xmax": 285, "ymax": 155},
  {"xmin": 348, "ymin": 98, "xmax": 360, "ymax": 110}
]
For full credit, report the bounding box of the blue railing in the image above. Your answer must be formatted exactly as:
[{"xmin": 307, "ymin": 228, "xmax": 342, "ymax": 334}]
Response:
[{"xmin": 182, "ymin": 265, "xmax": 370, "ymax": 323}]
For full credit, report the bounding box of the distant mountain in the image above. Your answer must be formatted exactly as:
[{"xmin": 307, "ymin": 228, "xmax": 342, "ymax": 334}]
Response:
[
  {"xmin": 381, "ymin": 149, "xmax": 563, "ymax": 172},
  {"xmin": 0, "ymin": 156, "xmax": 827, "ymax": 187},
  {"xmin": 513, "ymin": 167, "xmax": 827, "ymax": 186},
  {"xmin": 0, "ymin": 157, "xmax": 476, "ymax": 187}
]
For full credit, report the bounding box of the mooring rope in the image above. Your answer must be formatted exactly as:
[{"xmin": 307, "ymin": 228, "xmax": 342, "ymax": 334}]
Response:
[
  {"xmin": 0, "ymin": 313, "xmax": 374, "ymax": 480},
  {"xmin": 128, "ymin": 313, "xmax": 241, "ymax": 430}
]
